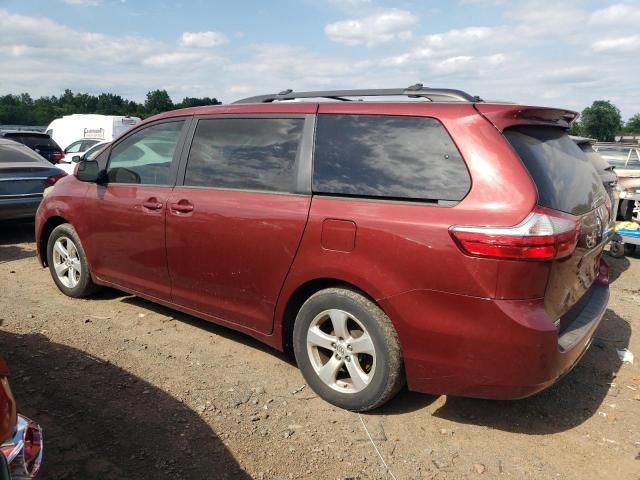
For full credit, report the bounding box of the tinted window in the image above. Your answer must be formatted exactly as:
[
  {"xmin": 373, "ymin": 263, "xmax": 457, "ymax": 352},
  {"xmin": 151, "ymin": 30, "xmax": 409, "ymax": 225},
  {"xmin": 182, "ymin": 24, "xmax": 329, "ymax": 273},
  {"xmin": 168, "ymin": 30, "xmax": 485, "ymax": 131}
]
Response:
[
  {"xmin": 13, "ymin": 134, "xmax": 60, "ymax": 151},
  {"xmin": 0, "ymin": 144, "xmax": 45, "ymax": 163},
  {"xmin": 185, "ymin": 118, "xmax": 303, "ymax": 192},
  {"xmin": 107, "ymin": 121, "xmax": 184, "ymax": 185},
  {"xmin": 505, "ymin": 126, "xmax": 606, "ymax": 215},
  {"xmin": 313, "ymin": 115, "xmax": 470, "ymax": 201}
]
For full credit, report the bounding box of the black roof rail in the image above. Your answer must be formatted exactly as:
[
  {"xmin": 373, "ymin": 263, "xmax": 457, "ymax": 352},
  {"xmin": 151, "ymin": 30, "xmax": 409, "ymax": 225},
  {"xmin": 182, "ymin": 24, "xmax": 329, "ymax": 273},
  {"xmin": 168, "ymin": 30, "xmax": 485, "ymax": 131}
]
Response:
[{"xmin": 233, "ymin": 84, "xmax": 482, "ymax": 104}]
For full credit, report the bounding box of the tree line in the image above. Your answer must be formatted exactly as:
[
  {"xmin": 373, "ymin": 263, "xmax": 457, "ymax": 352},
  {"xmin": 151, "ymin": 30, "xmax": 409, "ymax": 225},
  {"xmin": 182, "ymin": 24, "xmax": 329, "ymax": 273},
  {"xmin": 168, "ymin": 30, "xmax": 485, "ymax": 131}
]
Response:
[
  {"xmin": 1, "ymin": 90, "xmax": 638, "ymax": 142},
  {"xmin": 0, "ymin": 89, "xmax": 220, "ymax": 126},
  {"xmin": 569, "ymin": 100, "xmax": 639, "ymax": 142}
]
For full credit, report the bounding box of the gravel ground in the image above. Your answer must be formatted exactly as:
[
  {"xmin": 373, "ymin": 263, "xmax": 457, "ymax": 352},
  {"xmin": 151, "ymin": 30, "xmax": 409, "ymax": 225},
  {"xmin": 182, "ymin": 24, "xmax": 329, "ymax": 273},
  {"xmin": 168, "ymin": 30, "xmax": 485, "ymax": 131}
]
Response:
[{"xmin": 0, "ymin": 220, "xmax": 638, "ymax": 480}]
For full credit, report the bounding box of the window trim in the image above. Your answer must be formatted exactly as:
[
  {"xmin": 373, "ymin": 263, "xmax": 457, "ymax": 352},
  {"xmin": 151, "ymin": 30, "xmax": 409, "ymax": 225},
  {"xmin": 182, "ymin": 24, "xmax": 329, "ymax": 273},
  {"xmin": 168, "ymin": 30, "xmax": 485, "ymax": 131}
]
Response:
[
  {"xmin": 176, "ymin": 114, "xmax": 314, "ymax": 195},
  {"xmin": 311, "ymin": 113, "xmax": 471, "ymax": 205},
  {"xmin": 103, "ymin": 116, "xmax": 193, "ymax": 187}
]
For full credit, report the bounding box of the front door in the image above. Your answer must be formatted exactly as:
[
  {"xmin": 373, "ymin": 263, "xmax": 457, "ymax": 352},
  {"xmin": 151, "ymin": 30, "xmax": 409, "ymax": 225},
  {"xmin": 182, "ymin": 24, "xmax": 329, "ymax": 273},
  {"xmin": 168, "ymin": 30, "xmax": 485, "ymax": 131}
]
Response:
[
  {"xmin": 166, "ymin": 115, "xmax": 313, "ymax": 333},
  {"xmin": 83, "ymin": 119, "xmax": 187, "ymax": 299}
]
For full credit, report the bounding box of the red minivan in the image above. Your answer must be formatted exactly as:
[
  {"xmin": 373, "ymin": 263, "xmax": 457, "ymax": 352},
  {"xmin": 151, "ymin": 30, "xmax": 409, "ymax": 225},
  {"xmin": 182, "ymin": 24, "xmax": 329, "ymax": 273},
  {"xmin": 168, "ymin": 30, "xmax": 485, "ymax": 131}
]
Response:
[{"xmin": 35, "ymin": 86, "xmax": 611, "ymax": 411}]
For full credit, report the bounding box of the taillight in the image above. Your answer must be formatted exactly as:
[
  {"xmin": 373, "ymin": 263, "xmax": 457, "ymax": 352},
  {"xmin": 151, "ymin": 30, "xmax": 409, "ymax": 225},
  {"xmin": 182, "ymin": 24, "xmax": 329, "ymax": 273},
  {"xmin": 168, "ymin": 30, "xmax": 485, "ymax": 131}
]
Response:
[
  {"xmin": 449, "ymin": 206, "xmax": 580, "ymax": 261},
  {"xmin": 44, "ymin": 172, "xmax": 67, "ymax": 186},
  {"xmin": 53, "ymin": 151, "xmax": 64, "ymax": 163}
]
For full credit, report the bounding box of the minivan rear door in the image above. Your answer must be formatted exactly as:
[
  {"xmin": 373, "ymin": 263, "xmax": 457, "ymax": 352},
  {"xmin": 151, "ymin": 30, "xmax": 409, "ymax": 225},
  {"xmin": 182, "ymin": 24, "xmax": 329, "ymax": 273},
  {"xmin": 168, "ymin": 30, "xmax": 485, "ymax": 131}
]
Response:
[
  {"xmin": 503, "ymin": 126, "xmax": 610, "ymax": 323},
  {"xmin": 166, "ymin": 113, "xmax": 315, "ymax": 334}
]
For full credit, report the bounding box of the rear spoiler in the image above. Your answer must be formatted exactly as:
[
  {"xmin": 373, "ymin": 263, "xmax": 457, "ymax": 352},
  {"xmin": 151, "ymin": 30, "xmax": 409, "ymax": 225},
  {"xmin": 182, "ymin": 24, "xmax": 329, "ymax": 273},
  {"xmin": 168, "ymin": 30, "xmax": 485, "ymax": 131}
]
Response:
[{"xmin": 474, "ymin": 104, "xmax": 579, "ymax": 132}]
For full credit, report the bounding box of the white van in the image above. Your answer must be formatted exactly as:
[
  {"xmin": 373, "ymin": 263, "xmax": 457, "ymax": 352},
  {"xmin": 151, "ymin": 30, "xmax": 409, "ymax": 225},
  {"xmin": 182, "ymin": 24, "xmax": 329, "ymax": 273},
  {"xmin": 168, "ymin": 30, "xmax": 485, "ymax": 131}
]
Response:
[{"xmin": 45, "ymin": 114, "xmax": 141, "ymax": 151}]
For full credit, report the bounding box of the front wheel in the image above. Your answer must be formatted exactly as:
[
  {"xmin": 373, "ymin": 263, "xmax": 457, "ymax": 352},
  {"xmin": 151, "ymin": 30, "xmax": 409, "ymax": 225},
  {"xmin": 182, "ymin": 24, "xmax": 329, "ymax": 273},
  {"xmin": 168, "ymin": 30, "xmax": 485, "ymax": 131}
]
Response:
[
  {"xmin": 293, "ymin": 288, "xmax": 404, "ymax": 411},
  {"xmin": 47, "ymin": 223, "xmax": 99, "ymax": 298}
]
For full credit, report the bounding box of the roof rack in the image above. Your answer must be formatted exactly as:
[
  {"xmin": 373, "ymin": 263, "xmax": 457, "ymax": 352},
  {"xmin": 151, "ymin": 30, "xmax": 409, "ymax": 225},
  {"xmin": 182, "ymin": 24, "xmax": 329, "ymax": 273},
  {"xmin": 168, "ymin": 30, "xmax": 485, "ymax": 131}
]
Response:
[{"xmin": 232, "ymin": 84, "xmax": 482, "ymax": 104}]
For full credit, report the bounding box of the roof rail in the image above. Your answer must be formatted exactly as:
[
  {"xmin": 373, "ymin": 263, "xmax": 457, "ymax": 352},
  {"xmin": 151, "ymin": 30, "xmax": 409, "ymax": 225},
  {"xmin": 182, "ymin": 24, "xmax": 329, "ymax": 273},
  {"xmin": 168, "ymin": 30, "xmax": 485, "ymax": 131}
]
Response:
[{"xmin": 232, "ymin": 84, "xmax": 482, "ymax": 104}]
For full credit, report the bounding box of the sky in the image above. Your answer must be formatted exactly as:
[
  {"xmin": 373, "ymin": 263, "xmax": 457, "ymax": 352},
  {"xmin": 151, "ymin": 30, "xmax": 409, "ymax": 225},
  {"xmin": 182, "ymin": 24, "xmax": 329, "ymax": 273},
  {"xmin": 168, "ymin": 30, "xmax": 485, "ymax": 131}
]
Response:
[{"xmin": 0, "ymin": 0, "xmax": 639, "ymax": 118}]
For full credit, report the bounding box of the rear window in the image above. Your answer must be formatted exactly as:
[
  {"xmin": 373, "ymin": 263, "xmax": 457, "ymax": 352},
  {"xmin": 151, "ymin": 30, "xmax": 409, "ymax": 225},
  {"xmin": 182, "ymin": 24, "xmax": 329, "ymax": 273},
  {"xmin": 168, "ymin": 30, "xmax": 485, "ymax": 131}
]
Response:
[
  {"xmin": 313, "ymin": 114, "xmax": 470, "ymax": 202},
  {"xmin": 0, "ymin": 144, "xmax": 44, "ymax": 163},
  {"xmin": 504, "ymin": 126, "xmax": 606, "ymax": 216},
  {"xmin": 4, "ymin": 133, "xmax": 61, "ymax": 151}
]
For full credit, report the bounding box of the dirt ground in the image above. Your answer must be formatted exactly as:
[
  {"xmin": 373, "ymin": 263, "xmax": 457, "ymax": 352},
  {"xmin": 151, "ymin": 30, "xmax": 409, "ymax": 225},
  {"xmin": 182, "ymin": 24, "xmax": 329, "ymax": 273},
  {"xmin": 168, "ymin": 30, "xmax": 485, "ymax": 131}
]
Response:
[{"xmin": 0, "ymin": 220, "xmax": 638, "ymax": 480}]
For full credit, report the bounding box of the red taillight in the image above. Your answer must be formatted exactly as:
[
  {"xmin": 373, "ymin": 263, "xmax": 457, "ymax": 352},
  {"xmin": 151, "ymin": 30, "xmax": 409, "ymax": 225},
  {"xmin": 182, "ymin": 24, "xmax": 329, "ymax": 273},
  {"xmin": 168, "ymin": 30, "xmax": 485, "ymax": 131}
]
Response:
[
  {"xmin": 44, "ymin": 172, "xmax": 67, "ymax": 186},
  {"xmin": 450, "ymin": 207, "xmax": 580, "ymax": 261},
  {"xmin": 52, "ymin": 151, "xmax": 64, "ymax": 162}
]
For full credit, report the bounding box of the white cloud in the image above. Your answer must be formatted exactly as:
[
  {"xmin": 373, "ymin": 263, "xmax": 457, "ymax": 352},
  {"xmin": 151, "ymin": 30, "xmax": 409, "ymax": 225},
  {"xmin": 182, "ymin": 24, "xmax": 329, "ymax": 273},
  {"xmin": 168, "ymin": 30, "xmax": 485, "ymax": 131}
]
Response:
[
  {"xmin": 590, "ymin": 3, "xmax": 640, "ymax": 24},
  {"xmin": 63, "ymin": 0, "xmax": 102, "ymax": 5},
  {"xmin": 592, "ymin": 35, "xmax": 640, "ymax": 52},
  {"xmin": 180, "ymin": 31, "xmax": 228, "ymax": 48},
  {"xmin": 325, "ymin": 9, "xmax": 417, "ymax": 47},
  {"xmin": 143, "ymin": 52, "xmax": 210, "ymax": 67},
  {"xmin": 328, "ymin": 0, "xmax": 371, "ymax": 4},
  {"xmin": 1, "ymin": 3, "xmax": 640, "ymax": 119}
]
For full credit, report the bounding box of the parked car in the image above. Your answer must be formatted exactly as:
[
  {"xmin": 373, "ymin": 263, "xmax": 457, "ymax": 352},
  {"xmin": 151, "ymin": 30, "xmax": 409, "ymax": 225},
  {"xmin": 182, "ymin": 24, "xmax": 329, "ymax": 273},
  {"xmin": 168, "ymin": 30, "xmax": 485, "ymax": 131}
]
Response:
[
  {"xmin": 0, "ymin": 355, "xmax": 43, "ymax": 478},
  {"xmin": 0, "ymin": 131, "xmax": 64, "ymax": 164},
  {"xmin": 35, "ymin": 86, "xmax": 611, "ymax": 411},
  {"xmin": 592, "ymin": 143, "xmax": 640, "ymax": 221},
  {"xmin": 57, "ymin": 140, "xmax": 109, "ymax": 175},
  {"xmin": 571, "ymin": 136, "xmax": 617, "ymax": 216},
  {"xmin": 60, "ymin": 138, "xmax": 101, "ymax": 164},
  {"xmin": 0, "ymin": 139, "xmax": 66, "ymax": 221},
  {"xmin": 45, "ymin": 114, "xmax": 141, "ymax": 151}
]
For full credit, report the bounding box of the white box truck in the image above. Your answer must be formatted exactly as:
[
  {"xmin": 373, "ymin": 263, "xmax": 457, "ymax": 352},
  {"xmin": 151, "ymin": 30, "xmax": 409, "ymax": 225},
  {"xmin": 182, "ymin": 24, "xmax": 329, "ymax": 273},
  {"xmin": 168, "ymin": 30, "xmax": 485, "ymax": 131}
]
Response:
[{"xmin": 45, "ymin": 114, "xmax": 141, "ymax": 150}]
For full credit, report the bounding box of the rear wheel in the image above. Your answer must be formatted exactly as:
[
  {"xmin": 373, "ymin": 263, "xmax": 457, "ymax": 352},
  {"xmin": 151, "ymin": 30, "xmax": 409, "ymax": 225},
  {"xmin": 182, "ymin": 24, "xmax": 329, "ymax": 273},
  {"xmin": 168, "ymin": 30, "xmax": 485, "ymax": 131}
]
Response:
[
  {"xmin": 47, "ymin": 224, "xmax": 99, "ymax": 298},
  {"xmin": 293, "ymin": 288, "xmax": 404, "ymax": 411}
]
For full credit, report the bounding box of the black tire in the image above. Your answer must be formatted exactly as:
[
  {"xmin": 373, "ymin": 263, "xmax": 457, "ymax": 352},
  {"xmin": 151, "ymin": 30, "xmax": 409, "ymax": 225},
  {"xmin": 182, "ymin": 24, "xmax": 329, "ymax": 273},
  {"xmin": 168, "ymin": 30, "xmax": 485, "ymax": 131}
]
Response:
[
  {"xmin": 609, "ymin": 241, "xmax": 625, "ymax": 258},
  {"xmin": 624, "ymin": 243, "xmax": 637, "ymax": 256},
  {"xmin": 47, "ymin": 223, "xmax": 99, "ymax": 298},
  {"xmin": 293, "ymin": 287, "xmax": 404, "ymax": 411}
]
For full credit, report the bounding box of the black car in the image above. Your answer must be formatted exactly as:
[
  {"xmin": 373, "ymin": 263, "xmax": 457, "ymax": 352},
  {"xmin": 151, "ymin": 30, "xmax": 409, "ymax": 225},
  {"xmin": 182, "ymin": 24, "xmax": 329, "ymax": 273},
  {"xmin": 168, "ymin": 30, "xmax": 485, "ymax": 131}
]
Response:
[
  {"xmin": 571, "ymin": 136, "xmax": 618, "ymax": 208},
  {"xmin": 0, "ymin": 138, "xmax": 66, "ymax": 221},
  {"xmin": 0, "ymin": 131, "xmax": 64, "ymax": 164}
]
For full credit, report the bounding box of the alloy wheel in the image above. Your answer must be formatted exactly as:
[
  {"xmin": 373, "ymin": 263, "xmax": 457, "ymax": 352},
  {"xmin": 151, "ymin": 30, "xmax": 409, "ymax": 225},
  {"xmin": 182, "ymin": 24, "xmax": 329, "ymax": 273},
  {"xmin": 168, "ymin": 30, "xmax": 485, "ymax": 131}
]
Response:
[{"xmin": 306, "ymin": 309, "xmax": 376, "ymax": 393}]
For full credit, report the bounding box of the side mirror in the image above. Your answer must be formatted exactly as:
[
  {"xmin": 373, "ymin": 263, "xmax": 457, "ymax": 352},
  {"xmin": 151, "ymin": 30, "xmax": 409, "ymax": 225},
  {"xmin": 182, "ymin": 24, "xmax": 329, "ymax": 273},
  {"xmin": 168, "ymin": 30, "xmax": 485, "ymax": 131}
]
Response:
[
  {"xmin": 76, "ymin": 160, "xmax": 106, "ymax": 183},
  {"xmin": 72, "ymin": 155, "xmax": 81, "ymax": 163}
]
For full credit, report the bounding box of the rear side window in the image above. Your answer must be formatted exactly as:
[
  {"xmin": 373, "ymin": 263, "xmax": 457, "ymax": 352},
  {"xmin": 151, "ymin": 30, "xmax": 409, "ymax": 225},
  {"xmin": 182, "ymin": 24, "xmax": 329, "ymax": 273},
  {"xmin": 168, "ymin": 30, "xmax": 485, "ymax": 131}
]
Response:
[
  {"xmin": 185, "ymin": 118, "xmax": 304, "ymax": 192},
  {"xmin": 0, "ymin": 144, "xmax": 44, "ymax": 163},
  {"xmin": 505, "ymin": 126, "xmax": 606, "ymax": 215},
  {"xmin": 14, "ymin": 134, "xmax": 60, "ymax": 151},
  {"xmin": 313, "ymin": 114, "xmax": 470, "ymax": 202}
]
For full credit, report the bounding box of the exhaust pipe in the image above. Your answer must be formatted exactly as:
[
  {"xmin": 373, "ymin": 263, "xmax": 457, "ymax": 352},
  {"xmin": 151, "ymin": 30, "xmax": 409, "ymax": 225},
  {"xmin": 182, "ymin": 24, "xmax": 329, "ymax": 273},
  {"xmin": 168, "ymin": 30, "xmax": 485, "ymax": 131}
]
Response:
[{"xmin": 0, "ymin": 415, "xmax": 43, "ymax": 479}]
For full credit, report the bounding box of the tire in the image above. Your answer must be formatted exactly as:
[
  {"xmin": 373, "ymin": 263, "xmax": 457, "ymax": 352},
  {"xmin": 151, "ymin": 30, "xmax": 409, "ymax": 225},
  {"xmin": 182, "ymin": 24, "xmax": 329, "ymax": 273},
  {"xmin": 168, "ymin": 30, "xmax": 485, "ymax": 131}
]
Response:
[
  {"xmin": 293, "ymin": 288, "xmax": 404, "ymax": 411},
  {"xmin": 47, "ymin": 223, "xmax": 99, "ymax": 298},
  {"xmin": 624, "ymin": 243, "xmax": 637, "ymax": 256}
]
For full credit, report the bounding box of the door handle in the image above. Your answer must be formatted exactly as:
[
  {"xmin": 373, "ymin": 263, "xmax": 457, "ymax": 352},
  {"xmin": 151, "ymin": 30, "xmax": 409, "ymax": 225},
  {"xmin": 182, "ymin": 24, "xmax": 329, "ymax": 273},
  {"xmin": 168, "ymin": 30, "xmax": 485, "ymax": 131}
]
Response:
[
  {"xmin": 142, "ymin": 198, "xmax": 163, "ymax": 210},
  {"xmin": 170, "ymin": 200, "xmax": 194, "ymax": 213}
]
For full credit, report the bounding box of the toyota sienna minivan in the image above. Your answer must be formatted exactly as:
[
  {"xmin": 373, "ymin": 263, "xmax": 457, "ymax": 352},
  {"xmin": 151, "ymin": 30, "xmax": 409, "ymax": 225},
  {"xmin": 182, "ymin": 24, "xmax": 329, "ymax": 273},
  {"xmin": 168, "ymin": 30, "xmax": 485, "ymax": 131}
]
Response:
[{"xmin": 35, "ymin": 86, "xmax": 611, "ymax": 411}]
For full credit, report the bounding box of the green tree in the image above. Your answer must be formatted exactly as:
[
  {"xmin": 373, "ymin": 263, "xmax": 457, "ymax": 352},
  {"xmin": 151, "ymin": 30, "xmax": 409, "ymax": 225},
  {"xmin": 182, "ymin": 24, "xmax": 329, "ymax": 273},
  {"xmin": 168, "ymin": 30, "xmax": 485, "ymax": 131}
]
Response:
[
  {"xmin": 624, "ymin": 113, "xmax": 640, "ymax": 134},
  {"xmin": 569, "ymin": 121, "xmax": 583, "ymax": 137},
  {"xmin": 579, "ymin": 100, "xmax": 622, "ymax": 141},
  {"xmin": 177, "ymin": 96, "xmax": 221, "ymax": 109},
  {"xmin": 144, "ymin": 89, "xmax": 174, "ymax": 116},
  {"xmin": 0, "ymin": 89, "xmax": 221, "ymax": 125}
]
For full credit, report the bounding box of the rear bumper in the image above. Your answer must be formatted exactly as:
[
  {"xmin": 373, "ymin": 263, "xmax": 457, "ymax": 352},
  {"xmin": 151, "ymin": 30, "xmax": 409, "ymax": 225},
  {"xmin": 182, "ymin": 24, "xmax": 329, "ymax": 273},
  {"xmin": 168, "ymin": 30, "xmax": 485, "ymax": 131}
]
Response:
[
  {"xmin": 0, "ymin": 414, "xmax": 43, "ymax": 478},
  {"xmin": 0, "ymin": 198, "xmax": 41, "ymax": 221},
  {"xmin": 381, "ymin": 272, "xmax": 609, "ymax": 400}
]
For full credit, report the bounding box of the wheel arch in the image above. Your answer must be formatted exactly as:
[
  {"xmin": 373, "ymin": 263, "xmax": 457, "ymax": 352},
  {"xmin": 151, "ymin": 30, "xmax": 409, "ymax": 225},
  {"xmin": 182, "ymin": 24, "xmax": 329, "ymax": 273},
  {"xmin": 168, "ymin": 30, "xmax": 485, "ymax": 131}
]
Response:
[
  {"xmin": 280, "ymin": 277, "xmax": 381, "ymax": 355},
  {"xmin": 38, "ymin": 216, "xmax": 69, "ymax": 266}
]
